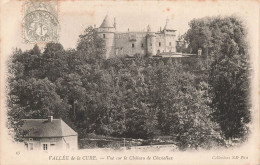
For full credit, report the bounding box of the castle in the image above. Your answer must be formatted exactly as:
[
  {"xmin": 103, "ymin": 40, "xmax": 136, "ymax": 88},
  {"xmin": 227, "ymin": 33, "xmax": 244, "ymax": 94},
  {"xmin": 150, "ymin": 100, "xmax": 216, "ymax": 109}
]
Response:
[{"xmin": 96, "ymin": 15, "xmax": 189, "ymax": 59}]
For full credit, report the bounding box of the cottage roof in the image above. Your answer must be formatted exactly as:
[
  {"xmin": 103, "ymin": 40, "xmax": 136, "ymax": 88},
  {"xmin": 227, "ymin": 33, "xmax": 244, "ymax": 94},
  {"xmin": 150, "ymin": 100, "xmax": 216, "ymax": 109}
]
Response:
[
  {"xmin": 100, "ymin": 15, "xmax": 114, "ymax": 28},
  {"xmin": 21, "ymin": 119, "xmax": 77, "ymax": 137}
]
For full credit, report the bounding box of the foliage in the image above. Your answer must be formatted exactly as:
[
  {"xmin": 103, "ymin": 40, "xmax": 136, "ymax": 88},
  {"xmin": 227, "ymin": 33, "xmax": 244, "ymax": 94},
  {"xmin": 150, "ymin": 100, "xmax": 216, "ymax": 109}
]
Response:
[{"xmin": 186, "ymin": 16, "xmax": 250, "ymax": 140}]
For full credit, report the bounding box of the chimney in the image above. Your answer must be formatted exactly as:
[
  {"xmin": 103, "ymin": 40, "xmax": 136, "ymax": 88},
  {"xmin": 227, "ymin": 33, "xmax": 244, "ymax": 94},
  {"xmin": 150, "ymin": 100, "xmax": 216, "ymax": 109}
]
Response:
[{"xmin": 48, "ymin": 116, "xmax": 53, "ymax": 122}]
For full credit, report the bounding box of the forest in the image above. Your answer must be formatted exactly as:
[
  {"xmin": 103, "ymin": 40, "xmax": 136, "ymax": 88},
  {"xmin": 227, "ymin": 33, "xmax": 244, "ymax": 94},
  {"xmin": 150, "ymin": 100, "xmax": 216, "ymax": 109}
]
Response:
[{"xmin": 7, "ymin": 15, "xmax": 250, "ymax": 149}]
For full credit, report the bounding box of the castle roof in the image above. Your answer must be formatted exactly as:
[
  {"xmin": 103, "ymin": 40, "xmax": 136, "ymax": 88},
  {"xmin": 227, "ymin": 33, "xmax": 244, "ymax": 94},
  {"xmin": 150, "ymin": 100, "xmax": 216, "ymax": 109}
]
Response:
[
  {"xmin": 21, "ymin": 118, "xmax": 77, "ymax": 137},
  {"xmin": 100, "ymin": 15, "xmax": 114, "ymax": 28}
]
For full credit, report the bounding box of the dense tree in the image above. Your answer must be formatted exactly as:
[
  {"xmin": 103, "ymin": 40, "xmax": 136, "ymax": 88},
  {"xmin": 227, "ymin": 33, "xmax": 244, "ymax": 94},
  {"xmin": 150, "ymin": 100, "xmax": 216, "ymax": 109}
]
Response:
[
  {"xmin": 8, "ymin": 77, "xmax": 70, "ymax": 118},
  {"xmin": 185, "ymin": 17, "xmax": 212, "ymax": 56},
  {"xmin": 77, "ymin": 26, "xmax": 105, "ymax": 61},
  {"xmin": 186, "ymin": 16, "xmax": 250, "ymax": 140}
]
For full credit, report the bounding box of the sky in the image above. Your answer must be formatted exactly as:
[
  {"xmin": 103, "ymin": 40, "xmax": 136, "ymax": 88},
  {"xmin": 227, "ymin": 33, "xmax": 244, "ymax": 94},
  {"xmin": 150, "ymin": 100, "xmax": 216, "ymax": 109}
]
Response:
[{"xmin": 1, "ymin": 0, "xmax": 258, "ymax": 55}]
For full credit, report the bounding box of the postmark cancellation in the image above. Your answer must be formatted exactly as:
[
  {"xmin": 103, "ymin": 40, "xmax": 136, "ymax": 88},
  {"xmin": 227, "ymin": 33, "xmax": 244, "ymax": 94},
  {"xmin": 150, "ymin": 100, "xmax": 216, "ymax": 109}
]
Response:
[{"xmin": 22, "ymin": 0, "xmax": 59, "ymax": 43}]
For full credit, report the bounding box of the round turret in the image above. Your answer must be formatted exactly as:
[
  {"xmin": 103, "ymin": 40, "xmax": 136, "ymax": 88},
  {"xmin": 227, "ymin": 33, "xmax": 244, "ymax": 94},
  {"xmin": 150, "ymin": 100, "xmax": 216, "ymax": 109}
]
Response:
[
  {"xmin": 97, "ymin": 15, "xmax": 115, "ymax": 59},
  {"xmin": 146, "ymin": 33, "xmax": 156, "ymax": 56}
]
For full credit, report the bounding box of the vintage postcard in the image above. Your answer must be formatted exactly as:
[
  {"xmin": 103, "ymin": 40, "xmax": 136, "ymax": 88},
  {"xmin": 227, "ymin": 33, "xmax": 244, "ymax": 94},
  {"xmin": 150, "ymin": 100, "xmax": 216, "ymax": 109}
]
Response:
[{"xmin": 0, "ymin": 0, "xmax": 259, "ymax": 165}]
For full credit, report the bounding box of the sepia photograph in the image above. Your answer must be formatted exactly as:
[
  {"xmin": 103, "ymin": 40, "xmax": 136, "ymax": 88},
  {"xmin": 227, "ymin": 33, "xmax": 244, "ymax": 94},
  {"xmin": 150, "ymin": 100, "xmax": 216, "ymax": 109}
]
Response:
[{"xmin": 0, "ymin": 0, "xmax": 259, "ymax": 165}]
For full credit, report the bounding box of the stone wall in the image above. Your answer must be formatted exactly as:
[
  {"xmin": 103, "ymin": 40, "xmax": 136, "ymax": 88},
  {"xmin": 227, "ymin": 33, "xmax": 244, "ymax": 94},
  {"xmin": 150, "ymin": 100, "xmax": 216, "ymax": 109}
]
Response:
[
  {"xmin": 155, "ymin": 33, "xmax": 176, "ymax": 54},
  {"xmin": 24, "ymin": 137, "xmax": 64, "ymax": 151},
  {"xmin": 115, "ymin": 32, "xmax": 147, "ymax": 57},
  {"xmin": 63, "ymin": 135, "xmax": 78, "ymax": 150},
  {"xmin": 23, "ymin": 136, "xmax": 78, "ymax": 151}
]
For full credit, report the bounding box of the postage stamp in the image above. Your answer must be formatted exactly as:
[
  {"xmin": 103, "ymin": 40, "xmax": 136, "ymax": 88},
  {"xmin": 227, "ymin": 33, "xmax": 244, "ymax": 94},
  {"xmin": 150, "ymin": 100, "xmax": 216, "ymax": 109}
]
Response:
[{"xmin": 22, "ymin": 0, "xmax": 59, "ymax": 43}]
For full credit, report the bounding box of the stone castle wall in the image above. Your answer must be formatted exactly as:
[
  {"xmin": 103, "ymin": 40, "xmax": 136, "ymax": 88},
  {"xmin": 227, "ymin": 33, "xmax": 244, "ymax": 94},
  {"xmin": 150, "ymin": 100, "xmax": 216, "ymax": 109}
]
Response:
[
  {"xmin": 113, "ymin": 32, "xmax": 177, "ymax": 57},
  {"xmin": 114, "ymin": 32, "xmax": 147, "ymax": 57}
]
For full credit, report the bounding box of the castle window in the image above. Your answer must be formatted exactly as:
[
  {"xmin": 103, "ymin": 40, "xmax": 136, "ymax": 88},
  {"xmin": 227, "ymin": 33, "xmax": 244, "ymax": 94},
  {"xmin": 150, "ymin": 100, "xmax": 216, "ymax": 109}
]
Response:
[
  {"xmin": 159, "ymin": 42, "xmax": 161, "ymax": 47},
  {"xmin": 141, "ymin": 43, "xmax": 144, "ymax": 48},
  {"xmin": 103, "ymin": 34, "xmax": 106, "ymax": 38},
  {"xmin": 169, "ymin": 42, "xmax": 171, "ymax": 46},
  {"xmin": 132, "ymin": 43, "xmax": 135, "ymax": 48}
]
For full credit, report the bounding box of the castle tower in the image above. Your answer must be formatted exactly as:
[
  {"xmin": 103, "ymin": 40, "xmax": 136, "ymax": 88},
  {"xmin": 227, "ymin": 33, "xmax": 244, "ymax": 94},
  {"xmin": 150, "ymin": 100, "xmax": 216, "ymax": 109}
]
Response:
[
  {"xmin": 162, "ymin": 18, "xmax": 177, "ymax": 53},
  {"xmin": 146, "ymin": 25, "xmax": 156, "ymax": 56},
  {"xmin": 97, "ymin": 15, "xmax": 115, "ymax": 59},
  {"xmin": 147, "ymin": 34, "xmax": 156, "ymax": 56}
]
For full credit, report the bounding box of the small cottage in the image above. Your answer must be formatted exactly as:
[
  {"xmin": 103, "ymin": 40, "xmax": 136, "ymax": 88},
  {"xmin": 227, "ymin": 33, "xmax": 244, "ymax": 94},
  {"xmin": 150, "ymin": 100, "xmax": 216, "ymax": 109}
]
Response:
[{"xmin": 21, "ymin": 116, "xmax": 78, "ymax": 151}]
